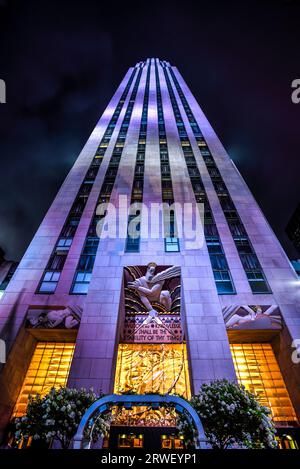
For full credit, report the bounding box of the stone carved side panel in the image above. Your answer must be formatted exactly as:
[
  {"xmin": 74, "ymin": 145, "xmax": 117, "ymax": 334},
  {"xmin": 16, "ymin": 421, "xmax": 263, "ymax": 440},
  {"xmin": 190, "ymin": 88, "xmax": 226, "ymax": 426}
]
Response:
[
  {"xmin": 223, "ymin": 305, "xmax": 282, "ymax": 330},
  {"xmin": 26, "ymin": 305, "xmax": 82, "ymax": 330}
]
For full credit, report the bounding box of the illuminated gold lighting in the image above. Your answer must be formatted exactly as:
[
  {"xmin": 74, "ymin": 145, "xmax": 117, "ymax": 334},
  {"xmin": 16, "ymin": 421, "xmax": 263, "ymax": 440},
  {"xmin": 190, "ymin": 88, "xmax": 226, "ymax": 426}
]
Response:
[
  {"xmin": 161, "ymin": 434, "xmax": 185, "ymax": 449},
  {"xmin": 276, "ymin": 434, "xmax": 299, "ymax": 449},
  {"xmin": 230, "ymin": 343, "xmax": 297, "ymax": 425},
  {"xmin": 112, "ymin": 405, "xmax": 177, "ymax": 427},
  {"xmin": 13, "ymin": 342, "xmax": 75, "ymax": 417},
  {"xmin": 114, "ymin": 343, "xmax": 191, "ymax": 399},
  {"xmin": 118, "ymin": 433, "xmax": 143, "ymax": 448}
]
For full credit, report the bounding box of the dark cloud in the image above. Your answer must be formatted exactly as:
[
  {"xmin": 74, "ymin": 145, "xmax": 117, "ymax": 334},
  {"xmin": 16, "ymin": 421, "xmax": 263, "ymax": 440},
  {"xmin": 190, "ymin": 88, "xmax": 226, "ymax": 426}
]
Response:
[{"xmin": 0, "ymin": 0, "xmax": 299, "ymax": 260}]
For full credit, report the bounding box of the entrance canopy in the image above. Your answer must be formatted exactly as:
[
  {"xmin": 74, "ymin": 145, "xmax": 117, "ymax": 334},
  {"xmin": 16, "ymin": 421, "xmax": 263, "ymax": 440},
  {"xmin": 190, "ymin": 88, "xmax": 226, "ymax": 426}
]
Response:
[{"xmin": 73, "ymin": 393, "xmax": 208, "ymax": 449}]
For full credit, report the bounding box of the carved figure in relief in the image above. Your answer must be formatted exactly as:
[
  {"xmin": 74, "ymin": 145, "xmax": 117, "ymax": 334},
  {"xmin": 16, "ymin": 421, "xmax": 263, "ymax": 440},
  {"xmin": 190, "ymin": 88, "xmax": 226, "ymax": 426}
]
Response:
[{"xmin": 127, "ymin": 263, "xmax": 180, "ymax": 324}]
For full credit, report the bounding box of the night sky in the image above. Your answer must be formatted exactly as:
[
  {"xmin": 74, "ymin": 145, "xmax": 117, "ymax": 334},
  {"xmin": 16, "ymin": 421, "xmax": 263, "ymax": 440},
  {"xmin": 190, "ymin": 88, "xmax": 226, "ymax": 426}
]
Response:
[{"xmin": 0, "ymin": 0, "xmax": 299, "ymax": 261}]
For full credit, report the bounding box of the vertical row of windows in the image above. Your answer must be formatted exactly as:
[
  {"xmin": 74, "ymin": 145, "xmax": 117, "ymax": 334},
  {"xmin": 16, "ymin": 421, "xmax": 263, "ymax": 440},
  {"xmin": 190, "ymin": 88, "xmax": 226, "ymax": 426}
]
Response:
[
  {"xmin": 161, "ymin": 63, "xmax": 234, "ymax": 293},
  {"xmin": 154, "ymin": 62, "xmax": 180, "ymax": 252},
  {"xmin": 125, "ymin": 64, "xmax": 151, "ymax": 252},
  {"xmin": 71, "ymin": 65, "xmax": 144, "ymax": 294},
  {"xmin": 37, "ymin": 67, "xmax": 138, "ymax": 294},
  {"xmin": 167, "ymin": 66, "xmax": 271, "ymax": 294}
]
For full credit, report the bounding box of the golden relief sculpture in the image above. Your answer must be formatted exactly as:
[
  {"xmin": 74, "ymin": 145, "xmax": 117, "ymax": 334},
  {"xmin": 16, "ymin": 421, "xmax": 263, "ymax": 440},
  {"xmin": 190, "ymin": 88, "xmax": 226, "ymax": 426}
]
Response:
[
  {"xmin": 114, "ymin": 264, "xmax": 191, "ymax": 415},
  {"xmin": 111, "ymin": 406, "xmax": 177, "ymax": 427},
  {"xmin": 114, "ymin": 343, "xmax": 190, "ymax": 399}
]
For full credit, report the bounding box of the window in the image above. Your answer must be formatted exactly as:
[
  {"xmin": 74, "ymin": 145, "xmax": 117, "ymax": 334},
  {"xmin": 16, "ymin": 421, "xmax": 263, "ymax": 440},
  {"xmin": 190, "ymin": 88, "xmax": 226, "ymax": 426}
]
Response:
[
  {"xmin": 77, "ymin": 253, "xmax": 95, "ymax": 271},
  {"xmin": 240, "ymin": 253, "xmax": 260, "ymax": 270},
  {"xmin": 204, "ymin": 222, "xmax": 218, "ymax": 237},
  {"xmin": 125, "ymin": 215, "xmax": 141, "ymax": 252},
  {"xmin": 70, "ymin": 198, "xmax": 85, "ymax": 215},
  {"xmin": 13, "ymin": 342, "xmax": 75, "ymax": 417},
  {"xmin": 101, "ymin": 182, "xmax": 113, "ymax": 195},
  {"xmin": 56, "ymin": 238, "xmax": 72, "ymax": 251},
  {"xmin": 86, "ymin": 167, "xmax": 98, "ymax": 180},
  {"xmin": 47, "ymin": 253, "xmax": 66, "ymax": 271},
  {"xmin": 214, "ymin": 270, "xmax": 235, "ymax": 294},
  {"xmin": 230, "ymin": 343, "xmax": 297, "ymax": 425},
  {"xmin": 165, "ymin": 237, "xmax": 180, "ymax": 252},
  {"xmin": 61, "ymin": 217, "xmax": 79, "ymax": 237},
  {"xmin": 118, "ymin": 434, "xmax": 143, "ymax": 449},
  {"xmin": 207, "ymin": 239, "xmax": 235, "ymax": 294},
  {"xmin": 82, "ymin": 237, "xmax": 99, "ymax": 255},
  {"xmin": 188, "ymin": 168, "xmax": 199, "ymax": 177},
  {"xmin": 164, "ymin": 211, "xmax": 180, "ymax": 252},
  {"xmin": 135, "ymin": 164, "xmax": 144, "ymax": 174},
  {"xmin": 161, "ymin": 435, "xmax": 185, "ymax": 450},
  {"xmin": 125, "ymin": 237, "xmax": 140, "ymax": 252},
  {"xmin": 209, "ymin": 253, "xmax": 228, "ymax": 271},
  {"xmin": 207, "ymin": 240, "xmax": 223, "ymax": 254},
  {"xmin": 161, "ymin": 164, "xmax": 170, "ymax": 174},
  {"xmin": 208, "ymin": 168, "xmax": 220, "ymax": 179},
  {"xmin": 71, "ymin": 271, "xmax": 92, "ymax": 294},
  {"xmin": 38, "ymin": 271, "xmax": 60, "ymax": 293},
  {"xmin": 235, "ymin": 239, "xmax": 253, "ymax": 254},
  {"xmin": 220, "ymin": 197, "xmax": 235, "ymax": 211},
  {"xmin": 228, "ymin": 220, "xmax": 246, "ymax": 237},
  {"xmin": 162, "ymin": 189, "xmax": 174, "ymax": 201},
  {"xmin": 246, "ymin": 271, "xmax": 270, "ymax": 293}
]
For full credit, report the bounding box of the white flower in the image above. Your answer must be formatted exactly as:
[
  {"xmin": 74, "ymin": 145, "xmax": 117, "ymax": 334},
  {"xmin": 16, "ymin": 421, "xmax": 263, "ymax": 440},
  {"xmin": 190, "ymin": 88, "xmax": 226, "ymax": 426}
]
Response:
[{"xmin": 45, "ymin": 419, "xmax": 55, "ymax": 426}]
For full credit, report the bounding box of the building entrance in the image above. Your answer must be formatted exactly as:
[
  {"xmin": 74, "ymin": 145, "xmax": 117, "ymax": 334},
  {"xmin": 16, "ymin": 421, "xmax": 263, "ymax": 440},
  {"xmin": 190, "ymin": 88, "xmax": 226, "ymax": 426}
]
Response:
[{"xmin": 108, "ymin": 425, "xmax": 185, "ymax": 450}]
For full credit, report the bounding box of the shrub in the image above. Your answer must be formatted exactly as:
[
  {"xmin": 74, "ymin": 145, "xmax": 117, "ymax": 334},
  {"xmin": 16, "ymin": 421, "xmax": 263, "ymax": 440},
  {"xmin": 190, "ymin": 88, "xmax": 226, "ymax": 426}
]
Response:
[
  {"xmin": 177, "ymin": 379, "xmax": 277, "ymax": 449},
  {"xmin": 12, "ymin": 387, "xmax": 110, "ymax": 449}
]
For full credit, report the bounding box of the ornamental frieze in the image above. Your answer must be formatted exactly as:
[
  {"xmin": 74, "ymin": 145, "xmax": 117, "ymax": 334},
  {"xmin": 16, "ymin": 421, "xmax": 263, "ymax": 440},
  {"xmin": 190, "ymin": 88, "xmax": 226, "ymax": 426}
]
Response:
[
  {"xmin": 26, "ymin": 305, "xmax": 82, "ymax": 329},
  {"xmin": 223, "ymin": 305, "xmax": 282, "ymax": 330}
]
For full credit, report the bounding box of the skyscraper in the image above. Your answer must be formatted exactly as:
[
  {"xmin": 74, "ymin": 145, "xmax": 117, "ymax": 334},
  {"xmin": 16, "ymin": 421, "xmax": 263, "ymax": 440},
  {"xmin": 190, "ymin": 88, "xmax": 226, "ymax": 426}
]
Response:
[{"xmin": 0, "ymin": 59, "xmax": 299, "ymax": 449}]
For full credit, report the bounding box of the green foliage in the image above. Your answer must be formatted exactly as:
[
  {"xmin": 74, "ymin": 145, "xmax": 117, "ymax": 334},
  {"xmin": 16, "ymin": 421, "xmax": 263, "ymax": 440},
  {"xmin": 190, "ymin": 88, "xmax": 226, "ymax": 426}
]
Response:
[
  {"xmin": 177, "ymin": 379, "xmax": 277, "ymax": 449},
  {"xmin": 12, "ymin": 387, "xmax": 110, "ymax": 449}
]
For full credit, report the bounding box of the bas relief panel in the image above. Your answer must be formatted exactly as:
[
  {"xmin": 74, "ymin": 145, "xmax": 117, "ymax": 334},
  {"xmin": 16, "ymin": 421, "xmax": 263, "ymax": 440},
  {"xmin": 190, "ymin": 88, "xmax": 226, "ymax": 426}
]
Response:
[
  {"xmin": 223, "ymin": 305, "xmax": 282, "ymax": 330},
  {"xmin": 114, "ymin": 343, "xmax": 190, "ymax": 398},
  {"xmin": 26, "ymin": 305, "xmax": 82, "ymax": 329},
  {"xmin": 122, "ymin": 264, "xmax": 181, "ymax": 343}
]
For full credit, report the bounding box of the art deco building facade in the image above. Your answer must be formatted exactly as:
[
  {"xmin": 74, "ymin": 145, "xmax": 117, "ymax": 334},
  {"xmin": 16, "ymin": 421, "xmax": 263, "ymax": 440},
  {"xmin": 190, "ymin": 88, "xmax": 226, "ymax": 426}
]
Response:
[{"xmin": 0, "ymin": 58, "xmax": 300, "ymax": 449}]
